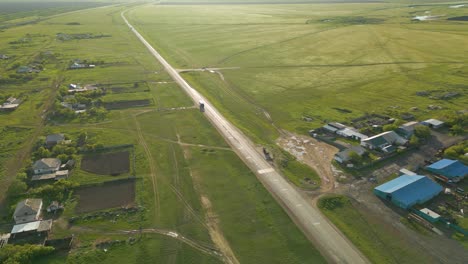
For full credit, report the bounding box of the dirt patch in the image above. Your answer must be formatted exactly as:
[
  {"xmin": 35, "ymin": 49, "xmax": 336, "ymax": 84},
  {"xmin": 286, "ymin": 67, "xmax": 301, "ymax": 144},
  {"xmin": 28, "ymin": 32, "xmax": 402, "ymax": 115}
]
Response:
[
  {"xmin": 104, "ymin": 99, "xmax": 152, "ymax": 110},
  {"xmin": 277, "ymin": 133, "xmax": 340, "ymax": 192},
  {"xmin": 81, "ymin": 151, "xmax": 130, "ymax": 175},
  {"xmin": 74, "ymin": 179, "xmax": 135, "ymax": 213}
]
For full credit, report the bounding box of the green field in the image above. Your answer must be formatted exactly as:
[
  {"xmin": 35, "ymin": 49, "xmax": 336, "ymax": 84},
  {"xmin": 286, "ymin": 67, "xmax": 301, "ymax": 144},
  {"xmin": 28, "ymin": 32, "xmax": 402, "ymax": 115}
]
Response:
[
  {"xmin": 318, "ymin": 195, "xmax": 436, "ymax": 264},
  {"xmin": 128, "ymin": 3, "xmax": 468, "ymax": 142},
  {"xmin": 0, "ymin": 3, "xmax": 326, "ymax": 263}
]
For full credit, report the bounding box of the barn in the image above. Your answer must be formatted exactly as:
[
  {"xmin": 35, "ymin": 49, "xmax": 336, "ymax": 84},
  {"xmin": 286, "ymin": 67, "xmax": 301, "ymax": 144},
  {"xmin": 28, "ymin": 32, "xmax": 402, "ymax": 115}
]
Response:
[
  {"xmin": 426, "ymin": 159, "xmax": 467, "ymax": 182},
  {"xmin": 374, "ymin": 175, "xmax": 443, "ymax": 209}
]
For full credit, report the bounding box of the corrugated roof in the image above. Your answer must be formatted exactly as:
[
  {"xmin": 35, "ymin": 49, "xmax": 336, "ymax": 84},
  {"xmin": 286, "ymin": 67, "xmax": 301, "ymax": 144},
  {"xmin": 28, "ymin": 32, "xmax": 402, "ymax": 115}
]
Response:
[
  {"xmin": 11, "ymin": 221, "xmax": 40, "ymax": 234},
  {"xmin": 426, "ymin": 159, "xmax": 468, "ymax": 178},
  {"xmin": 375, "ymin": 175, "xmax": 442, "ymax": 208}
]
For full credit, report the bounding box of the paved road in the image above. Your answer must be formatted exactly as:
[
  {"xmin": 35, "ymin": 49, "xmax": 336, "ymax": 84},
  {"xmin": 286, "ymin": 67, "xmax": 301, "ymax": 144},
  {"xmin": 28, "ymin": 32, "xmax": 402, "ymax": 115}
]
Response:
[{"xmin": 121, "ymin": 11, "xmax": 369, "ymax": 264}]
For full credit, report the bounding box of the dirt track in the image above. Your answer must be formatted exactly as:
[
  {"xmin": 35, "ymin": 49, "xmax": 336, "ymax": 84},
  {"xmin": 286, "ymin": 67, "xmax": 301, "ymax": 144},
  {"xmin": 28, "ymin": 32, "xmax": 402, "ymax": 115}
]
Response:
[{"xmin": 277, "ymin": 133, "xmax": 339, "ymax": 192}]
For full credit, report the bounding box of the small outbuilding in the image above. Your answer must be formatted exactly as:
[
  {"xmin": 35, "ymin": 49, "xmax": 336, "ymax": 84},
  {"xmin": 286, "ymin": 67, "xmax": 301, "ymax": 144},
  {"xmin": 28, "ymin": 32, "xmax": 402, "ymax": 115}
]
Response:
[
  {"xmin": 426, "ymin": 159, "xmax": 467, "ymax": 182},
  {"xmin": 374, "ymin": 175, "xmax": 443, "ymax": 209},
  {"xmin": 421, "ymin": 119, "xmax": 444, "ymax": 129},
  {"xmin": 334, "ymin": 146, "xmax": 366, "ymax": 164}
]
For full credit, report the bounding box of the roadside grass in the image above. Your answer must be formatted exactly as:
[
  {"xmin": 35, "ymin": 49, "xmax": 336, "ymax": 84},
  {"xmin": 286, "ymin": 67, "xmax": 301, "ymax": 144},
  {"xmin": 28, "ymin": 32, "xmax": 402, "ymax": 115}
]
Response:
[
  {"xmin": 318, "ymin": 195, "xmax": 435, "ymax": 264},
  {"xmin": 188, "ymin": 147, "xmax": 326, "ymax": 263}
]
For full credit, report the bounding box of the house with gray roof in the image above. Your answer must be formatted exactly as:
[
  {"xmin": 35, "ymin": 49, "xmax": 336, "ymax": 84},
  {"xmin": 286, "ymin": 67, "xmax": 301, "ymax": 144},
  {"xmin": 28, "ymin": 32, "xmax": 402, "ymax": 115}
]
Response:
[
  {"xmin": 45, "ymin": 133, "xmax": 65, "ymax": 147},
  {"xmin": 396, "ymin": 121, "xmax": 419, "ymax": 139},
  {"xmin": 361, "ymin": 131, "xmax": 407, "ymax": 151},
  {"xmin": 334, "ymin": 146, "xmax": 366, "ymax": 164},
  {"xmin": 32, "ymin": 158, "xmax": 61, "ymax": 175},
  {"xmin": 13, "ymin": 199, "xmax": 43, "ymax": 224}
]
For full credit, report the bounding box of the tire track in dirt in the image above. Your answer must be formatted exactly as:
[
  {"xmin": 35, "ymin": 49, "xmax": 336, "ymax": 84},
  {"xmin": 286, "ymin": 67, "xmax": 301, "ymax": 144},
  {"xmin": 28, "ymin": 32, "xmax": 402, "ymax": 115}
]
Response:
[
  {"xmin": 181, "ymin": 146, "xmax": 240, "ymax": 264},
  {"xmin": 133, "ymin": 115, "xmax": 161, "ymax": 218}
]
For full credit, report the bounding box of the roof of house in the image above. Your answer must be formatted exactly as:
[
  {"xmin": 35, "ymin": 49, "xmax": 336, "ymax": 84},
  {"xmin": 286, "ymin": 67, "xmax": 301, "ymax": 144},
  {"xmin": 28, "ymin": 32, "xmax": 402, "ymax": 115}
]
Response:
[
  {"xmin": 337, "ymin": 127, "xmax": 368, "ymax": 140},
  {"xmin": 11, "ymin": 219, "xmax": 52, "ymax": 234},
  {"xmin": 423, "ymin": 119, "xmax": 444, "ymax": 126},
  {"xmin": 46, "ymin": 134, "xmax": 65, "ymax": 143},
  {"xmin": 32, "ymin": 158, "xmax": 61, "ymax": 170},
  {"xmin": 13, "ymin": 199, "xmax": 42, "ymax": 217},
  {"xmin": 363, "ymin": 131, "xmax": 408, "ymax": 147},
  {"xmin": 426, "ymin": 159, "xmax": 468, "ymax": 178},
  {"xmin": 375, "ymin": 175, "xmax": 443, "ymax": 206},
  {"xmin": 31, "ymin": 173, "xmax": 56, "ymax": 181},
  {"xmin": 329, "ymin": 122, "xmax": 347, "ymax": 130},
  {"xmin": 335, "ymin": 146, "xmax": 366, "ymax": 161}
]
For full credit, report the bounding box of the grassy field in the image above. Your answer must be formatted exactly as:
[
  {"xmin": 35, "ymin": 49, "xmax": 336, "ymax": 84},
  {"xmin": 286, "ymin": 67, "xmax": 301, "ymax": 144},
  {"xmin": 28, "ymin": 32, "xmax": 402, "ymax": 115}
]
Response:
[
  {"xmin": 0, "ymin": 3, "xmax": 326, "ymax": 263},
  {"xmin": 318, "ymin": 195, "xmax": 436, "ymax": 264},
  {"xmin": 128, "ymin": 3, "xmax": 468, "ymax": 142}
]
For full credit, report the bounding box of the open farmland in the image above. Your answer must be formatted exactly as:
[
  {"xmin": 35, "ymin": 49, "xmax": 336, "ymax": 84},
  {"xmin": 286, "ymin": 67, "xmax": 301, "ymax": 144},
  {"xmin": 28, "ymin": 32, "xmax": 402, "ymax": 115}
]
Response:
[
  {"xmin": 127, "ymin": 3, "xmax": 468, "ymax": 143},
  {"xmin": 0, "ymin": 3, "xmax": 329, "ymax": 263},
  {"xmin": 75, "ymin": 179, "xmax": 136, "ymax": 213}
]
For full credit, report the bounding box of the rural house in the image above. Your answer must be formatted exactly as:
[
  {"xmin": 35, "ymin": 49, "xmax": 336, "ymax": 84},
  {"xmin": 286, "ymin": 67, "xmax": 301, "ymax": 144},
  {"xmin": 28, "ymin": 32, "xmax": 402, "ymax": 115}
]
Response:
[
  {"xmin": 421, "ymin": 119, "xmax": 445, "ymax": 129},
  {"xmin": 426, "ymin": 159, "xmax": 467, "ymax": 182},
  {"xmin": 396, "ymin": 121, "xmax": 419, "ymax": 139},
  {"xmin": 32, "ymin": 158, "xmax": 61, "ymax": 175},
  {"xmin": 361, "ymin": 131, "xmax": 407, "ymax": 151},
  {"xmin": 10, "ymin": 219, "xmax": 52, "ymax": 240},
  {"xmin": 334, "ymin": 146, "xmax": 366, "ymax": 164},
  {"xmin": 46, "ymin": 133, "xmax": 65, "ymax": 147},
  {"xmin": 374, "ymin": 175, "xmax": 443, "ymax": 209},
  {"xmin": 13, "ymin": 199, "xmax": 43, "ymax": 224}
]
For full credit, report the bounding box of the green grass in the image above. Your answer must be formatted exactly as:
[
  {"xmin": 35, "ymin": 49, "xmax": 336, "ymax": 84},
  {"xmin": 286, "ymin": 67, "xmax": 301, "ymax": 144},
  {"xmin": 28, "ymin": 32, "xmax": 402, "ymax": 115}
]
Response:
[{"xmin": 318, "ymin": 195, "xmax": 436, "ymax": 264}]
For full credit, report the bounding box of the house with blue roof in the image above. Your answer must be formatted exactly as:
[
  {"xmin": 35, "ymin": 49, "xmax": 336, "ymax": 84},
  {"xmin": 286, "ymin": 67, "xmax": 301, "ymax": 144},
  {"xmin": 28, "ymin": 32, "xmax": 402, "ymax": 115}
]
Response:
[
  {"xmin": 426, "ymin": 159, "xmax": 467, "ymax": 182},
  {"xmin": 374, "ymin": 175, "xmax": 443, "ymax": 209}
]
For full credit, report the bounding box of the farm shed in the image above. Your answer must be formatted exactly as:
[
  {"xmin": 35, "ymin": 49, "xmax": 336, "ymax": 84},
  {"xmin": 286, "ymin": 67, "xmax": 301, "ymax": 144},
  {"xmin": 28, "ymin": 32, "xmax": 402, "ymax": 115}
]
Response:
[
  {"xmin": 336, "ymin": 127, "xmax": 368, "ymax": 141},
  {"xmin": 374, "ymin": 175, "xmax": 443, "ymax": 209},
  {"xmin": 11, "ymin": 219, "xmax": 52, "ymax": 237},
  {"xmin": 419, "ymin": 208, "xmax": 441, "ymax": 223},
  {"xmin": 426, "ymin": 159, "xmax": 467, "ymax": 181},
  {"xmin": 421, "ymin": 119, "xmax": 444, "ymax": 129}
]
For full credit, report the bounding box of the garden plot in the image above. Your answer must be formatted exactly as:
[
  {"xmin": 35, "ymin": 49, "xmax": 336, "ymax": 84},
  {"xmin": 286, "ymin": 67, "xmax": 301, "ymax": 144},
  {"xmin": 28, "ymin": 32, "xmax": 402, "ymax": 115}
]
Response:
[
  {"xmin": 81, "ymin": 151, "xmax": 130, "ymax": 175},
  {"xmin": 74, "ymin": 179, "xmax": 136, "ymax": 213}
]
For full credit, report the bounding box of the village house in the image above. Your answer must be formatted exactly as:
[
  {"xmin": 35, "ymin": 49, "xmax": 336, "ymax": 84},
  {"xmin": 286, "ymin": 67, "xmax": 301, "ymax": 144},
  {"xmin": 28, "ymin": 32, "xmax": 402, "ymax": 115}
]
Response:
[
  {"xmin": 396, "ymin": 121, "xmax": 419, "ymax": 139},
  {"xmin": 45, "ymin": 133, "xmax": 65, "ymax": 147},
  {"xmin": 10, "ymin": 219, "xmax": 52, "ymax": 240},
  {"xmin": 32, "ymin": 158, "xmax": 61, "ymax": 175},
  {"xmin": 13, "ymin": 199, "xmax": 43, "ymax": 224},
  {"xmin": 421, "ymin": 119, "xmax": 445, "ymax": 129},
  {"xmin": 334, "ymin": 146, "xmax": 366, "ymax": 164},
  {"xmin": 360, "ymin": 131, "xmax": 407, "ymax": 152}
]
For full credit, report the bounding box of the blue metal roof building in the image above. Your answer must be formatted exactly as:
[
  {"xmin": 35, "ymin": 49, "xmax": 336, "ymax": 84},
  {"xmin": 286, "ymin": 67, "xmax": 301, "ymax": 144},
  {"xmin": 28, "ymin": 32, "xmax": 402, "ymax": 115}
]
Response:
[
  {"xmin": 374, "ymin": 175, "xmax": 443, "ymax": 209},
  {"xmin": 426, "ymin": 159, "xmax": 467, "ymax": 180}
]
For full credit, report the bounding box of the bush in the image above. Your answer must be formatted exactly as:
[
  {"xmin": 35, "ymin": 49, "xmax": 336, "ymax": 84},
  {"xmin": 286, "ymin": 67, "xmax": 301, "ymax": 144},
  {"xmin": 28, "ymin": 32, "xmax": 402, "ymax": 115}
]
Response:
[{"xmin": 0, "ymin": 244, "xmax": 54, "ymax": 264}]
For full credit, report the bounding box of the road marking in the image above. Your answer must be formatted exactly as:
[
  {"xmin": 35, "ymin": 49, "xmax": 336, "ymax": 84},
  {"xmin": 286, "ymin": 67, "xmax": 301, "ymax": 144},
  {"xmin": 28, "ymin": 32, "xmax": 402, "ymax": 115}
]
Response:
[
  {"xmin": 246, "ymin": 156, "xmax": 252, "ymax": 159},
  {"xmin": 258, "ymin": 168, "xmax": 274, "ymax": 174},
  {"xmin": 296, "ymin": 204, "xmax": 303, "ymax": 207},
  {"xmin": 313, "ymin": 222, "xmax": 320, "ymax": 226}
]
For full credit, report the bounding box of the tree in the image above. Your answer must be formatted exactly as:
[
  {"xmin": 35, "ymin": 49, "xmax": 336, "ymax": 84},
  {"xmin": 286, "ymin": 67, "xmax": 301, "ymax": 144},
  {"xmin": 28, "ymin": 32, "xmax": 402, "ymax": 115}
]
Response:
[
  {"xmin": 7, "ymin": 180, "xmax": 27, "ymax": 197},
  {"xmin": 57, "ymin": 154, "xmax": 69, "ymax": 163},
  {"xmin": 0, "ymin": 244, "xmax": 54, "ymax": 264},
  {"xmin": 383, "ymin": 124, "xmax": 398, "ymax": 132},
  {"xmin": 348, "ymin": 151, "xmax": 363, "ymax": 164},
  {"xmin": 414, "ymin": 125, "xmax": 431, "ymax": 139},
  {"xmin": 409, "ymin": 135, "xmax": 420, "ymax": 146}
]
